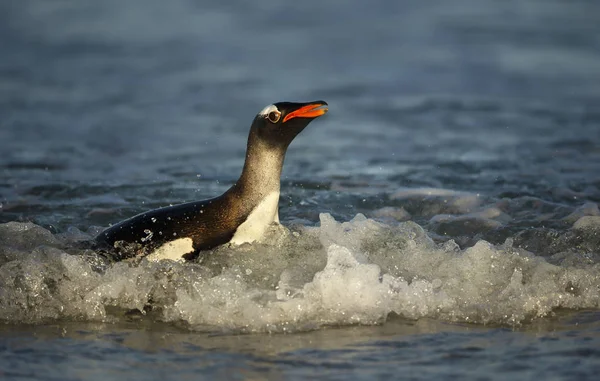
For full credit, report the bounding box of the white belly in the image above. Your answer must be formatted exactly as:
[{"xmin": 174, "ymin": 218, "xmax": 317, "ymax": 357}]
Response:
[
  {"xmin": 230, "ymin": 191, "xmax": 280, "ymax": 245},
  {"xmin": 146, "ymin": 237, "xmax": 194, "ymax": 262}
]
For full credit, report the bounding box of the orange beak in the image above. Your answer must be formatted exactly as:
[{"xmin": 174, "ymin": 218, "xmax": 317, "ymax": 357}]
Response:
[{"xmin": 283, "ymin": 102, "xmax": 328, "ymax": 123}]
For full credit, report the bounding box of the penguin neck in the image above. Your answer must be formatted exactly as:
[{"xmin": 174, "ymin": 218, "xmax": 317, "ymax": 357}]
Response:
[
  {"xmin": 223, "ymin": 137, "xmax": 286, "ymax": 245},
  {"xmin": 234, "ymin": 136, "xmax": 286, "ymax": 201}
]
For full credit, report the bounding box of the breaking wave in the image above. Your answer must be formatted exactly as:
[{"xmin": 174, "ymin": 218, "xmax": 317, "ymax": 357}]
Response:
[{"xmin": 0, "ymin": 213, "xmax": 599, "ymax": 332}]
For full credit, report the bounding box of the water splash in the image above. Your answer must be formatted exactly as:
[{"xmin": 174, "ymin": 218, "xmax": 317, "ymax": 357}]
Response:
[{"xmin": 0, "ymin": 215, "xmax": 598, "ymax": 332}]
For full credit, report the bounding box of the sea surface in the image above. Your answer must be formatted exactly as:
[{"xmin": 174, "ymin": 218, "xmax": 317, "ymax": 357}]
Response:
[{"xmin": 1, "ymin": 0, "xmax": 600, "ymax": 379}]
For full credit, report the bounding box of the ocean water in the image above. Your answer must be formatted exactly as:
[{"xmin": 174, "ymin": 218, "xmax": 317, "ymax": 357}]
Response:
[{"xmin": 1, "ymin": 0, "xmax": 600, "ymax": 379}]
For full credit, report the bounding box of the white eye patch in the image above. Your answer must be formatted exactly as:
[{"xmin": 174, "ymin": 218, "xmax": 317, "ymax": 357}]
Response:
[{"xmin": 258, "ymin": 104, "xmax": 279, "ymax": 116}]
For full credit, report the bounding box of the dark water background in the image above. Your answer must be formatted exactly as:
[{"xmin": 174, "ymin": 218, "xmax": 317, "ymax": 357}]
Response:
[{"xmin": 1, "ymin": 0, "xmax": 600, "ymax": 379}]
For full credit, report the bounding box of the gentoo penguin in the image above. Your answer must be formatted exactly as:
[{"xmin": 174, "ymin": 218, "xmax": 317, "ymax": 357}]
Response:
[{"xmin": 95, "ymin": 101, "xmax": 328, "ymax": 262}]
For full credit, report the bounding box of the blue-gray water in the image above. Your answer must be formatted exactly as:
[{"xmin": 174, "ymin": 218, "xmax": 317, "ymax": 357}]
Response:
[{"xmin": 1, "ymin": 0, "xmax": 600, "ymax": 379}]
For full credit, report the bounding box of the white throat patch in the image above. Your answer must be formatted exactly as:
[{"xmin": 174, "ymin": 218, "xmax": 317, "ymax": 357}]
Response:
[
  {"xmin": 230, "ymin": 191, "xmax": 280, "ymax": 245},
  {"xmin": 258, "ymin": 104, "xmax": 279, "ymax": 116}
]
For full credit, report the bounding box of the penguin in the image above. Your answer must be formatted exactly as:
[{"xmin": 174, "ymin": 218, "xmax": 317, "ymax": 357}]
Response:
[{"xmin": 95, "ymin": 101, "xmax": 328, "ymax": 262}]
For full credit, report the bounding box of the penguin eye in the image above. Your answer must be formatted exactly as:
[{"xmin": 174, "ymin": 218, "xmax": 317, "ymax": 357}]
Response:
[{"xmin": 267, "ymin": 110, "xmax": 281, "ymax": 123}]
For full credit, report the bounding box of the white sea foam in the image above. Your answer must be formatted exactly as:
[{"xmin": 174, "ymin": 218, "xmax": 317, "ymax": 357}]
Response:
[{"xmin": 0, "ymin": 215, "xmax": 598, "ymax": 331}]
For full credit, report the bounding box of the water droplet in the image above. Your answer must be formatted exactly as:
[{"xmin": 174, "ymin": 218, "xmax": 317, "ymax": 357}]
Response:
[
  {"xmin": 151, "ymin": 217, "xmax": 157, "ymax": 223},
  {"xmin": 173, "ymin": 232, "xmax": 177, "ymax": 237},
  {"xmin": 141, "ymin": 229, "xmax": 153, "ymax": 242}
]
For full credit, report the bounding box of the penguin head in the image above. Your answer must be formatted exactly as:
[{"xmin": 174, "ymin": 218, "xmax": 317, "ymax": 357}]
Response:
[{"xmin": 251, "ymin": 101, "xmax": 328, "ymax": 149}]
